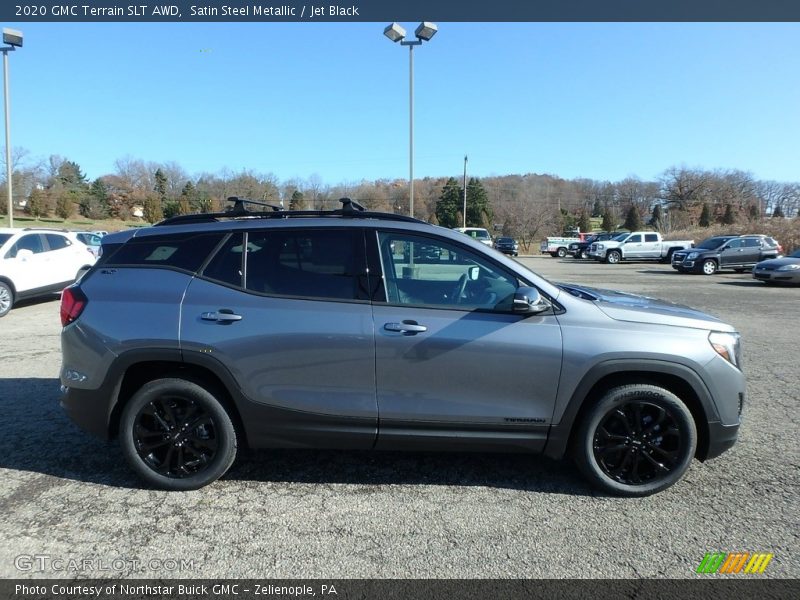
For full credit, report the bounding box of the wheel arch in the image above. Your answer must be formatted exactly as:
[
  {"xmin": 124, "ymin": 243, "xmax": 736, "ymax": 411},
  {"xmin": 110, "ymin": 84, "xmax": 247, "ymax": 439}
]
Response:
[
  {"xmin": 544, "ymin": 361, "xmax": 717, "ymax": 462},
  {"xmin": 0, "ymin": 276, "xmax": 16, "ymax": 295},
  {"xmin": 109, "ymin": 354, "xmax": 249, "ymax": 449}
]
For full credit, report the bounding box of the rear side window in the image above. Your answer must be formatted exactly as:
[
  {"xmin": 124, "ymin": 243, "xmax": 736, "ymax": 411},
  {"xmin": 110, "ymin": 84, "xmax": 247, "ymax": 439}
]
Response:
[
  {"xmin": 244, "ymin": 229, "xmax": 360, "ymax": 300},
  {"xmin": 104, "ymin": 233, "xmax": 225, "ymax": 273},
  {"xmin": 743, "ymin": 238, "xmax": 760, "ymax": 248},
  {"xmin": 644, "ymin": 234, "xmax": 658, "ymax": 242},
  {"xmin": 45, "ymin": 234, "xmax": 71, "ymax": 250}
]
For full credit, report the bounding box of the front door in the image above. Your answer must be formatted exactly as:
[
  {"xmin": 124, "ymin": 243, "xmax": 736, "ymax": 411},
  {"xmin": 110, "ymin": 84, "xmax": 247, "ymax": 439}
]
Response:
[{"xmin": 370, "ymin": 230, "xmax": 562, "ymax": 452}]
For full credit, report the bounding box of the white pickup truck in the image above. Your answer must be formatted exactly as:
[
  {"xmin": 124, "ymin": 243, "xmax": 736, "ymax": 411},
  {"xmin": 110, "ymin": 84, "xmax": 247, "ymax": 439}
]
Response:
[
  {"xmin": 588, "ymin": 231, "xmax": 694, "ymax": 264},
  {"xmin": 540, "ymin": 233, "xmax": 590, "ymax": 258}
]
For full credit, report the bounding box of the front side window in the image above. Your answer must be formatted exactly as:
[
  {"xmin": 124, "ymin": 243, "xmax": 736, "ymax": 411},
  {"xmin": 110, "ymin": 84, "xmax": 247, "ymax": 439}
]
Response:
[
  {"xmin": 377, "ymin": 232, "xmax": 517, "ymax": 311},
  {"xmin": 627, "ymin": 235, "xmax": 642, "ymax": 243},
  {"xmin": 726, "ymin": 239, "xmax": 743, "ymax": 249},
  {"xmin": 243, "ymin": 229, "xmax": 360, "ymax": 301},
  {"xmin": 6, "ymin": 234, "xmax": 44, "ymax": 258}
]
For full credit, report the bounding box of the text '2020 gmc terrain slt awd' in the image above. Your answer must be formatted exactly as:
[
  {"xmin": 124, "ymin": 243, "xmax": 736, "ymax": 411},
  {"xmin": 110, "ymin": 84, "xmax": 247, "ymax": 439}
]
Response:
[{"xmin": 60, "ymin": 198, "xmax": 745, "ymax": 496}]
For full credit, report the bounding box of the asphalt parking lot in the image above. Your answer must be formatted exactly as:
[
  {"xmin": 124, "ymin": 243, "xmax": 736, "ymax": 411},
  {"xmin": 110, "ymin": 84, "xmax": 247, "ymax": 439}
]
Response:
[{"xmin": 0, "ymin": 256, "xmax": 797, "ymax": 579}]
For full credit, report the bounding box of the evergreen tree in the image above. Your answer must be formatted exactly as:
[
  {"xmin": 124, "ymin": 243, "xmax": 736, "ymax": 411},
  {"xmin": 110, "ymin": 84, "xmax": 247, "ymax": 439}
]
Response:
[
  {"xmin": 143, "ymin": 194, "xmax": 163, "ymax": 223},
  {"xmin": 601, "ymin": 210, "xmax": 615, "ymax": 232},
  {"xmin": 289, "ymin": 190, "xmax": 305, "ymax": 210},
  {"xmin": 465, "ymin": 177, "xmax": 491, "ymax": 227},
  {"xmin": 577, "ymin": 210, "xmax": 592, "ymax": 234},
  {"xmin": 26, "ymin": 188, "xmax": 47, "ymax": 218},
  {"xmin": 154, "ymin": 169, "xmax": 168, "ymax": 203},
  {"xmin": 623, "ymin": 205, "xmax": 642, "ymax": 231},
  {"xmin": 649, "ymin": 204, "xmax": 663, "ymax": 230},
  {"xmin": 748, "ymin": 204, "xmax": 759, "ymax": 221},
  {"xmin": 55, "ymin": 191, "xmax": 73, "ymax": 219},
  {"xmin": 721, "ymin": 203, "xmax": 736, "ymax": 225},
  {"xmin": 436, "ymin": 177, "xmax": 461, "ymax": 229},
  {"xmin": 592, "ymin": 199, "xmax": 603, "ymax": 218},
  {"xmin": 57, "ymin": 161, "xmax": 88, "ymax": 187},
  {"xmin": 80, "ymin": 179, "xmax": 110, "ymax": 219},
  {"xmin": 179, "ymin": 181, "xmax": 195, "ymax": 215},
  {"xmin": 699, "ymin": 203, "xmax": 711, "ymax": 227},
  {"xmin": 772, "ymin": 204, "xmax": 785, "ymax": 218}
]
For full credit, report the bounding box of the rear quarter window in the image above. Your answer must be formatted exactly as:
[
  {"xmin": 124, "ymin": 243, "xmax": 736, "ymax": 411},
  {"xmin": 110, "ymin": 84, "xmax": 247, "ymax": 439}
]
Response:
[{"xmin": 104, "ymin": 233, "xmax": 225, "ymax": 273}]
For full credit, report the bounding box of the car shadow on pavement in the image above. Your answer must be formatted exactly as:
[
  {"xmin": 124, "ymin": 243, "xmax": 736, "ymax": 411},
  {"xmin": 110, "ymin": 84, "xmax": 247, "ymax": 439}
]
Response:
[{"xmin": 0, "ymin": 378, "xmax": 597, "ymax": 496}]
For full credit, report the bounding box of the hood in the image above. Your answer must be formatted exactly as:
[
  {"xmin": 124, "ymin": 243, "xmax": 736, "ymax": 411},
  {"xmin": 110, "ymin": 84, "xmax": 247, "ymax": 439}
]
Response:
[
  {"xmin": 557, "ymin": 283, "xmax": 733, "ymax": 332},
  {"xmin": 755, "ymin": 256, "xmax": 800, "ymax": 268}
]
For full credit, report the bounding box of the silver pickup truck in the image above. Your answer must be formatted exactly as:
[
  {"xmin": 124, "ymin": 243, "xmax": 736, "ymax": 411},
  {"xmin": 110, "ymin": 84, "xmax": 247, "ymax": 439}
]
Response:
[{"xmin": 589, "ymin": 231, "xmax": 694, "ymax": 264}]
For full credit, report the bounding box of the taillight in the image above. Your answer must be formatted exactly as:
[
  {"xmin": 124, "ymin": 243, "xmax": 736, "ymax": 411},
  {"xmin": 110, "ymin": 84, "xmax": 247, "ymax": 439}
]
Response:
[{"xmin": 60, "ymin": 285, "xmax": 87, "ymax": 326}]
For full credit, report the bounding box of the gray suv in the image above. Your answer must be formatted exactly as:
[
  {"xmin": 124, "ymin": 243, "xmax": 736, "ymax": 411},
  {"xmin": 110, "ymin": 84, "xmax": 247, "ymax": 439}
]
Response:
[{"xmin": 59, "ymin": 199, "xmax": 744, "ymax": 496}]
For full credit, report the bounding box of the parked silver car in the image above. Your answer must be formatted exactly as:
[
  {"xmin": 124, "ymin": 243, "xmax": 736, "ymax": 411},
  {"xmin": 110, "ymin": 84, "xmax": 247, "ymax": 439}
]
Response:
[
  {"xmin": 752, "ymin": 249, "xmax": 800, "ymax": 284},
  {"xmin": 59, "ymin": 198, "xmax": 744, "ymax": 496}
]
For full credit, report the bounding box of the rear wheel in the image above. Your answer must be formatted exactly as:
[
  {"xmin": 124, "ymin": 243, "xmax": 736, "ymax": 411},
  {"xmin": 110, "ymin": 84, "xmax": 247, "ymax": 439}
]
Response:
[
  {"xmin": 557, "ymin": 247, "xmax": 567, "ymax": 258},
  {"xmin": 120, "ymin": 378, "xmax": 237, "ymax": 490},
  {"xmin": 573, "ymin": 384, "xmax": 697, "ymax": 496},
  {"xmin": 701, "ymin": 259, "xmax": 717, "ymax": 275},
  {"xmin": 0, "ymin": 281, "xmax": 13, "ymax": 318}
]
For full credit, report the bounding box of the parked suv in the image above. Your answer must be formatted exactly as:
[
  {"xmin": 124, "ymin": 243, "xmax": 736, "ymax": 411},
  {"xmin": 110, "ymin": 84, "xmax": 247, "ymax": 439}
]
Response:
[
  {"xmin": 0, "ymin": 227, "xmax": 97, "ymax": 317},
  {"xmin": 672, "ymin": 234, "xmax": 781, "ymax": 275},
  {"xmin": 60, "ymin": 199, "xmax": 744, "ymax": 496}
]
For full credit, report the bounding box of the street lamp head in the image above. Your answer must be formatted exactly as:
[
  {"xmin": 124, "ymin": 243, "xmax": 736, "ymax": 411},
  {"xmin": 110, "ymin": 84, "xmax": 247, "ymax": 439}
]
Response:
[
  {"xmin": 415, "ymin": 22, "xmax": 438, "ymax": 42},
  {"xmin": 2, "ymin": 28, "xmax": 23, "ymax": 48},
  {"xmin": 383, "ymin": 23, "xmax": 406, "ymax": 43}
]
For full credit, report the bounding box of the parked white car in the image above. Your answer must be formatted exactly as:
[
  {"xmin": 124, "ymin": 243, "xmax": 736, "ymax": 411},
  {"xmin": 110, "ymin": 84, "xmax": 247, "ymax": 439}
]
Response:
[
  {"xmin": 453, "ymin": 227, "xmax": 493, "ymax": 246},
  {"xmin": 0, "ymin": 228, "xmax": 97, "ymax": 317}
]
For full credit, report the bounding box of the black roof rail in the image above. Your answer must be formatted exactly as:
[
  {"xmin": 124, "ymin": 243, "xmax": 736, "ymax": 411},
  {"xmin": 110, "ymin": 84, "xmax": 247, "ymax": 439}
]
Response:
[{"xmin": 154, "ymin": 197, "xmax": 425, "ymax": 227}]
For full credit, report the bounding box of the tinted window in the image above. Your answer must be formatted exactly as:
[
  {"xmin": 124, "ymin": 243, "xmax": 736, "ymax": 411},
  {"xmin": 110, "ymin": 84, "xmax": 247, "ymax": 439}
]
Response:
[
  {"xmin": 45, "ymin": 234, "xmax": 71, "ymax": 251},
  {"xmin": 697, "ymin": 237, "xmax": 732, "ymax": 250},
  {"xmin": 377, "ymin": 231, "xmax": 517, "ymax": 311},
  {"xmin": 105, "ymin": 233, "xmax": 225, "ymax": 272},
  {"xmin": 727, "ymin": 239, "xmax": 743, "ymax": 249},
  {"xmin": 644, "ymin": 233, "xmax": 658, "ymax": 242},
  {"xmin": 244, "ymin": 229, "xmax": 360, "ymax": 300},
  {"xmin": 202, "ymin": 233, "xmax": 244, "ymax": 288},
  {"xmin": 743, "ymin": 238, "xmax": 760, "ymax": 248},
  {"xmin": 0, "ymin": 234, "xmax": 11, "ymax": 247},
  {"xmin": 7, "ymin": 234, "xmax": 44, "ymax": 257},
  {"xmin": 627, "ymin": 235, "xmax": 642, "ymax": 243}
]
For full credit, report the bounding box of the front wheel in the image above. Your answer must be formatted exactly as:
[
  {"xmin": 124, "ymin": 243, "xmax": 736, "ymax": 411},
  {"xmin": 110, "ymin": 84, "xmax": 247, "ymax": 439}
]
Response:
[
  {"xmin": 605, "ymin": 250, "xmax": 621, "ymax": 264},
  {"xmin": 701, "ymin": 259, "xmax": 717, "ymax": 275},
  {"xmin": 572, "ymin": 384, "xmax": 697, "ymax": 496},
  {"xmin": 120, "ymin": 378, "xmax": 237, "ymax": 490},
  {"xmin": 0, "ymin": 281, "xmax": 13, "ymax": 318}
]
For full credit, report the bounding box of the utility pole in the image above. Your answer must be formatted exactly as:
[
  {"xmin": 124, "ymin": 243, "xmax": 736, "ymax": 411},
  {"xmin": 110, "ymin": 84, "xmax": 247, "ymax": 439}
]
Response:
[{"xmin": 462, "ymin": 155, "xmax": 468, "ymax": 228}]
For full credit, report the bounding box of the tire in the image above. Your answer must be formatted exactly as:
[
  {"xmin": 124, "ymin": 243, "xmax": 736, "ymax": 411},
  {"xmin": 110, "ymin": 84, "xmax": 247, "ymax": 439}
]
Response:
[
  {"xmin": 579, "ymin": 250, "xmax": 588, "ymax": 260},
  {"xmin": 733, "ymin": 268, "xmax": 745, "ymax": 273},
  {"xmin": 550, "ymin": 252, "xmax": 558, "ymax": 258},
  {"xmin": 557, "ymin": 247, "xmax": 567, "ymax": 258},
  {"xmin": 605, "ymin": 250, "xmax": 621, "ymax": 264},
  {"xmin": 572, "ymin": 384, "xmax": 697, "ymax": 497},
  {"xmin": 0, "ymin": 281, "xmax": 13, "ymax": 318},
  {"xmin": 119, "ymin": 377, "xmax": 237, "ymax": 491},
  {"xmin": 661, "ymin": 249, "xmax": 675, "ymax": 264},
  {"xmin": 701, "ymin": 259, "xmax": 717, "ymax": 275}
]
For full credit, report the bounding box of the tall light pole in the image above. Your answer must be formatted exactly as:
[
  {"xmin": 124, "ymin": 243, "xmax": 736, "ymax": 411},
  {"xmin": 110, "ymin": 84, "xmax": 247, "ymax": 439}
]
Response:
[
  {"xmin": 462, "ymin": 154, "xmax": 468, "ymax": 228},
  {"xmin": 2, "ymin": 28, "xmax": 22, "ymax": 228},
  {"xmin": 384, "ymin": 22, "xmax": 437, "ymax": 219}
]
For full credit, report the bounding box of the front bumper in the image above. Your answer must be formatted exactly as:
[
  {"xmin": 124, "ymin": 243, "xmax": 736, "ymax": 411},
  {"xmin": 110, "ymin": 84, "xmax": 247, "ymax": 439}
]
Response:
[{"xmin": 704, "ymin": 421, "xmax": 740, "ymax": 460}]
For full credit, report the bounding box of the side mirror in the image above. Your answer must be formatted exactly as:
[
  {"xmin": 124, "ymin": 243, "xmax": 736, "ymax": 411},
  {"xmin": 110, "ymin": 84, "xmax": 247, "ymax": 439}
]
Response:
[
  {"xmin": 16, "ymin": 249, "xmax": 33, "ymax": 260},
  {"xmin": 513, "ymin": 286, "xmax": 549, "ymax": 314}
]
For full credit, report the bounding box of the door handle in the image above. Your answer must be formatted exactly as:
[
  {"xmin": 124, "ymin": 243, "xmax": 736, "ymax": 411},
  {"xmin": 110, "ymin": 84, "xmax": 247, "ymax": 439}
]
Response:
[
  {"xmin": 201, "ymin": 310, "xmax": 243, "ymax": 323},
  {"xmin": 384, "ymin": 321, "xmax": 427, "ymax": 335}
]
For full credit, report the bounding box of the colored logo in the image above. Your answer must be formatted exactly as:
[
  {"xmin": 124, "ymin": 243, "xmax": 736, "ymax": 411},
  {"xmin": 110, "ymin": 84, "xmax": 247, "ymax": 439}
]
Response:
[{"xmin": 697, "ymin": 552, "xmax": 774, "ymax": 574}]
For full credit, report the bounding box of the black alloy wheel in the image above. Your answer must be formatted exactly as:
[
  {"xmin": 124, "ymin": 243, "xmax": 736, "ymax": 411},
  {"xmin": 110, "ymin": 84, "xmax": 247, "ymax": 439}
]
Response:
[
  {"xmin": 573, "ymin": 384, "xmax": 697, "ymax": 496},
  {"xmin": 120, "ymin": 378, "xmax": 237, "ymax": 490}
]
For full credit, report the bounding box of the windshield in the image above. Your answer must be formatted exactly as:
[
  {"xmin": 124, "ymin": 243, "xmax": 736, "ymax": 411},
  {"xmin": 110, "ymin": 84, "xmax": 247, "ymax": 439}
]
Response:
[
  {"xmin": 697, "ymin": 236, "xmax": 733, "ymax": 250},
  {"xmin": 497, "ymin": 237, "xmax": 514, "ymax": 243},
  {"xmin": 0, "ymin": 234, "xmax": 11, "ymax": 247},
  {"xmin": 473, "ymin": 230, "xmax": 490, "ymax": 239},
  {"xmin": 790, "ymin": 249, "xmax": 800, "ymax": 259},
  {"xmin": 612, "ymin": 232, "xmax": 629, "ymax": 241}
]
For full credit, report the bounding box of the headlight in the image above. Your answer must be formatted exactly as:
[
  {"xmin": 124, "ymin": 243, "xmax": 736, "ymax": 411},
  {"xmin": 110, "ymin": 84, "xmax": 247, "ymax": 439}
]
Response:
[
  {"xmin": 777, "ymin": 264, "xmax": 800, "ymax": 271},
  {"xmin": 597, "ymin": 244, "xmax": 604, "ymax": 249},
  {"xmin": 687, "ymin": 252, "xmax": 698, "ymax": 259},
  {"xmin": 709, "ymin": 331, "xmax": 741, "ymax": 369}
]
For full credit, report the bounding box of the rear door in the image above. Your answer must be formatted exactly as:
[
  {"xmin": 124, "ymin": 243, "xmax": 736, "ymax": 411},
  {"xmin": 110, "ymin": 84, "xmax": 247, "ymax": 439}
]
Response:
[
  {"xmin": 369, "ymin": 229, "xmax": 562, "ymax": 452},
  {"xmin": 180, "ymin": 227, "xmax": 378, "ymax": 449}
]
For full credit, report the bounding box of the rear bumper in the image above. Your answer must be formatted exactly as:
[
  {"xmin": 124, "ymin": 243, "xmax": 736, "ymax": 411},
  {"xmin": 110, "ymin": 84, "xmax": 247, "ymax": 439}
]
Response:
[{"xmin": 60, "ymin": 385, "xmax": 114, "ymax": 440}]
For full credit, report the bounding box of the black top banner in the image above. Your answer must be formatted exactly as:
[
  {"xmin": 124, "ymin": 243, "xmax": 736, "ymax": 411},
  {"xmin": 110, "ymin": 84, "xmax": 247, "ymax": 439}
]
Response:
[{"xmin": 3, "ymin": 1, "xmax": 800, "ymax": 22}]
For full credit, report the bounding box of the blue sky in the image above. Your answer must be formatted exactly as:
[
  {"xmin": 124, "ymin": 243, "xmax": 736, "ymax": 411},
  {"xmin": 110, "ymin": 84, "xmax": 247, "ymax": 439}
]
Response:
[{"xmin": 6, "ymin": 22, "xmax": 800, "ymax": 184}]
